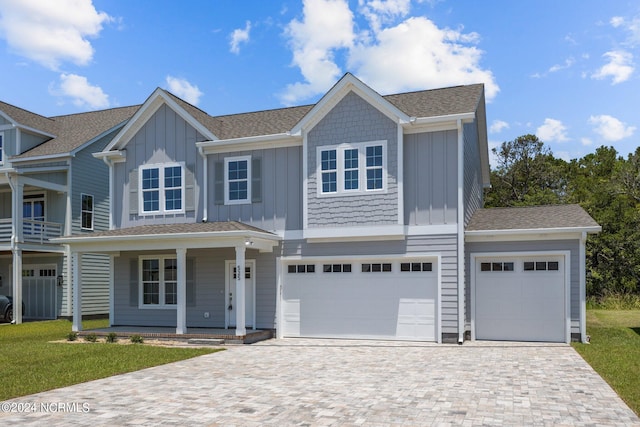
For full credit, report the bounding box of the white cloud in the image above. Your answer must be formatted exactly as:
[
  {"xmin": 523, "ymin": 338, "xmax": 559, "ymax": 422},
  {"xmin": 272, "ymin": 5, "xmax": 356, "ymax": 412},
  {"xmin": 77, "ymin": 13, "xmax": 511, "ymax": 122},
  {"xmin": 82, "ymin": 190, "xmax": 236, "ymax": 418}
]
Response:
[
  {"xmin": 610, "ymin": 16, "xmax": 625, "ymax": 28},
  {"xmin": 281, "ymin": 0, "xmax": 498, "ymax": 105},
  {"xmin": 489, "ymin": 120, "xmax": 509, "ymax": 134},
  {"xmin": 536, "ymin": 118, "xmax": 569, "ymax": 142},
  {"xmin": 589, "ymin": 114, "xmax": 636, "ymax": 141},
  {"xmin": 549, "ymin": 57, "xmax": 575, "ymax": 73},
  {"xmin": 51, "ymin": 73, "xmax": 110, "ymax": 108},
  {"xmin": 0, "ymin": 0, "xmax": 111, "ymax": 70},
  {"xmin": 591, "ymin": 50, "xmax": 634, "ymax": 84},
  {"xmin": 165, "ymin": 76, "xmax": 203, "ymax": 106},
  {"xmin": 229, "ymin": 21, "xmax": 251, "ymax": 54},
  {"xmin": 581, "ymin": 137, "xmax": 593, "ymax": 146}
]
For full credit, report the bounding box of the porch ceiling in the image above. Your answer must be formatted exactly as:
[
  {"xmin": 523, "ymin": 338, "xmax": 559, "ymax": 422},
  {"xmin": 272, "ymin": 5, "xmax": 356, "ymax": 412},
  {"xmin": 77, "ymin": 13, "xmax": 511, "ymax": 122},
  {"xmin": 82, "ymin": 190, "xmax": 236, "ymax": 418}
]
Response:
[{"xmin": 52, "ymin": 221, "xmax": 281, "ymax": 253}]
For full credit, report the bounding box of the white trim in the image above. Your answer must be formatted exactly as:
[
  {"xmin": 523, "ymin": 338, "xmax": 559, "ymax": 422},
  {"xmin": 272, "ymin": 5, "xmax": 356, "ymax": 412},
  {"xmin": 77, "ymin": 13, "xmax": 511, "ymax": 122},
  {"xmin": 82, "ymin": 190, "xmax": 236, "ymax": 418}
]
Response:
[
  {"xmin": 0, "ymin": 132, "xmax": 4, "ymax": 165},
  {"xmin": 197, "ymin": 133, "xmax": 302, "ymax": 154},
  {"xmin": 138, "ymin": 255, "xmax": 178, "ymax": 310},
  {"xmin": 302, "ymin": 130, "xmax": 309, "ymax": 230},
  {"xmin": 275, "ymin": 256, "xmax": 283, "ymax": 339},
  {"xmin": 304, "ymin": 224, "xmax": 405, "ymax": 242},
  {"xmin": 396, "ymin": 122, "xmax": 404, "ymax": 226},
  {"xmin": 224, "ymin": 259, "xmax": 256, "ymax": 330},
  {"xmin": 108, "ymin": 254, "xmax": 115, "ymax": 326},
  {"xmin": 80, "ymin": 193, "xmax": 94, "ymax": 231},
  {"xmin": 139, "ymin": 163, "xmax": 185, "ymax": 215},
  {"xmin": 456, "ymin": 119, "xmax": 465, "ymax": 344},
  {"xmin": 224, "ymin": 155, "xmax": 252, "ymax": 205},
  {"xmin": 579, "ymin": 232, "xmax": 587, "ymax": 343},
  {"xmin": 469, "ymin": 250, "xmax": 571, "ymax": 344},
  {"xmin": 465, "ymin": 228, "xmax": 601, "ymax": 242},
  {"xmin": 19, "ymin": 176, "xmax": 67, "ymax": 193}
]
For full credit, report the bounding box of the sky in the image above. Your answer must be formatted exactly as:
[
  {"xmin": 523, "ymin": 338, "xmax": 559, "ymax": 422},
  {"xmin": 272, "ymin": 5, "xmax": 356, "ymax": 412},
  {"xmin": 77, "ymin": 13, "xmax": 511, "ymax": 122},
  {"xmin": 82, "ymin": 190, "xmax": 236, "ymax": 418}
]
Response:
[{"xmin": 0, "ymin": 0, "xmax": 639, "ymax": 165}]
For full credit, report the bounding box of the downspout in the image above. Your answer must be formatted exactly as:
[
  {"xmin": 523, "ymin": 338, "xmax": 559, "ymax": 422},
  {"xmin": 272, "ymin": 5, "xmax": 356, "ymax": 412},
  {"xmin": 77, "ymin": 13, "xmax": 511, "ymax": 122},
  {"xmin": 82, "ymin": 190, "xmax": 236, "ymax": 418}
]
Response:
[
  {"xmin": 456, "ymin": 119, "xmax": 465, "ymax": 344},
  {"xmin": 198, "ymin": 146, "xmax": 208, "ymax": 222},
  {"xmin": 579, "ymin": 231, "xmax": 587, "ymax": 343}
]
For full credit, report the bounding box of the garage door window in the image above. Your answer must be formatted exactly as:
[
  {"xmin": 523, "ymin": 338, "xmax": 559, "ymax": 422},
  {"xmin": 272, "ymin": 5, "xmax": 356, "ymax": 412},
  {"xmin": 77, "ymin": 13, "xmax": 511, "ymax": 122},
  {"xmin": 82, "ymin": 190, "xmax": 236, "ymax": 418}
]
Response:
[
  {"xmin": 288, "ymin": 264, "xmax": 316, "ymax": 273},
  {"xmin": 323, "ymin": 264, "xmax": 352, "ymax": 273},
  {"xmin": 400, "ymin": 262, "xmax": 433, "ymax": 272},
  {"xmin": 524, "ymin": 261, "xmax": 559, "ymax": 271},
  {"xmin": 362, "ymin": 263, "xmax": 392, "ymax": 272},
  {"xmin": 480, "ymin": 262, "xmax": 514, "ymax": 272}
]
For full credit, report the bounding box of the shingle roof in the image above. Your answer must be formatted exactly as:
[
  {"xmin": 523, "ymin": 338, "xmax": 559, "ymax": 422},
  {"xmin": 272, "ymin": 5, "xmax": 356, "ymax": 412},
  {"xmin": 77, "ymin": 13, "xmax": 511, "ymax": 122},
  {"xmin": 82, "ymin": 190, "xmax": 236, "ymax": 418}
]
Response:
[
  {"xmin": 11, "ymin": 105, "xmax": 140, "ymax": 159},
  {"xmin": 466, "ymin": 204, "xmax": 601, "ymax": 232},
  {"xmin": 0, "ymin": 100, "xmax": 58, "ymax": 135},
  {"xmin": 62, "ymin": 221, "xmax": 275, "ymax": 240}
]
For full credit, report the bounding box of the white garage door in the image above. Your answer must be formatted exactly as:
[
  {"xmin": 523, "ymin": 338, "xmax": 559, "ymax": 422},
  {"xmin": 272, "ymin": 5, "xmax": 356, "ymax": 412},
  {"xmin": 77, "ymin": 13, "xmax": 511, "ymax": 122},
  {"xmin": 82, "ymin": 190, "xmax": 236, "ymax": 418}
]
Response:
[
  {"xmin": 474, "ymin": 255, "xmax": 566, "ymax": 342},
  {"xmin": 282, "ymin": 259, "xmax": 438, "ymax": 341}
]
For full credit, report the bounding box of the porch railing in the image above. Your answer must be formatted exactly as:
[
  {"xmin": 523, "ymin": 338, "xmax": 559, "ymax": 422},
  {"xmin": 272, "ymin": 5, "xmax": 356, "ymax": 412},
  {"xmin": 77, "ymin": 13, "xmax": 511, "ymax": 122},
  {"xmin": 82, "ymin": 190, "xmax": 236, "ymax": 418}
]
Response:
[{"xmin": 0, "ymin": 218, "xmax": 63, "ymax": 244}]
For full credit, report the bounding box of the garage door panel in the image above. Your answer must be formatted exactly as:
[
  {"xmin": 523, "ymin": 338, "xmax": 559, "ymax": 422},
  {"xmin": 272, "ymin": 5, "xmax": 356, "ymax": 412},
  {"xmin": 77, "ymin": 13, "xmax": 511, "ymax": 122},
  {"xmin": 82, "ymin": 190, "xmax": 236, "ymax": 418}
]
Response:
[
  {"xmin": 475, "ymin": 256, "xmax": 566, "ymax": 343},
  {"xmin": 283, "ymin": 260, "xmax": 438, "ymax": 341}
]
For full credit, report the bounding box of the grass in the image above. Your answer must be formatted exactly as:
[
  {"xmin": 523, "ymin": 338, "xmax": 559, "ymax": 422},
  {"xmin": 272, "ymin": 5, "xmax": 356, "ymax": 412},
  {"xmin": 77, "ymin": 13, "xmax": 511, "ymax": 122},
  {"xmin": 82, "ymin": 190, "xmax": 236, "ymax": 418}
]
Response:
[
  {"xmin": 572, "ymin": 310, "xmax": 640, "ymax": 416},
  {"xmin": 586, "ymin": 294, "xmax": 640, "ymax": 310},
  {"xmin": 0, "ymin": 319, "xmax": 221, "ymax": 401}
]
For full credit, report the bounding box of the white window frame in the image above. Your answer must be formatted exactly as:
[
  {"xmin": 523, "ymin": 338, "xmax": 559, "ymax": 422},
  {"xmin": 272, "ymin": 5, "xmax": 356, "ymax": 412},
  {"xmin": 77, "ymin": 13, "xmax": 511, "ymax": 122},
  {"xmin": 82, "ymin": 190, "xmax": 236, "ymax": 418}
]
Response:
[
  {"xmin": 224, "ymin": 155, "xmax": 252, "ymax": 205},
  {"xmin": 139, "ymin": 163, "xmax": 185, "ymax": 215},
  {"xmin": 0, "ymin": 132, "xmax": 4, "ymax": 165},
  {"xmin": 138, "ymin": 255, "xmax": 178, "ymax": 309},
  {"xmin": 316, "ymin": 140, "xmax": 387, "ymax": 197},
  {"xmin": 80, "ymin": 193, "xmax": 94, "ymax": 231}
]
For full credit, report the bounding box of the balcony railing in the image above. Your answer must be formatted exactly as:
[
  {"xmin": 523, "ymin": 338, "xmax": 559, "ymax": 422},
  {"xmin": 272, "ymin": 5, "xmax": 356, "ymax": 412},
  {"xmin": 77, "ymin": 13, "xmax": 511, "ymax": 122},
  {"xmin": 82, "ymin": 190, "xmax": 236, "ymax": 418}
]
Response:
[{"xmin": 0, "ymin": 218, "xmax": 63, "ymax": 244}]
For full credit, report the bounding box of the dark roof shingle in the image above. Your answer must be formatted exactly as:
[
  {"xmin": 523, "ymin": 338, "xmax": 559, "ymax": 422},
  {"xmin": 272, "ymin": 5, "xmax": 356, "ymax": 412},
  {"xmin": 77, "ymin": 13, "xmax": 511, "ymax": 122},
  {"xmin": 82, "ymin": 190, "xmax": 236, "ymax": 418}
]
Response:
[{"xmin": 466, "ymin": 204, "xmax": 600, "ymax": 232}]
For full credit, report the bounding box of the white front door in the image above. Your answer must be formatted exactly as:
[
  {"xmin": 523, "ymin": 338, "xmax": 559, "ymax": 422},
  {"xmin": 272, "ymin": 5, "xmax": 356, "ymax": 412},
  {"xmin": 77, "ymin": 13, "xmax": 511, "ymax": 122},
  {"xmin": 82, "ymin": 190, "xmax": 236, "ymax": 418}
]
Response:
[{"xmin": 226, "ymin": 260, "xmax": 255, "ymax": 328}]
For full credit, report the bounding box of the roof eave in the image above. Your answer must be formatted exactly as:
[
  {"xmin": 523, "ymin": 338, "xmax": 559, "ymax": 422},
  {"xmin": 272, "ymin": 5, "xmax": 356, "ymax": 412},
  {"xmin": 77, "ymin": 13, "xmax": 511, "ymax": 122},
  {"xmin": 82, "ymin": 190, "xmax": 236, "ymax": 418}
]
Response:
[
  {"xmin": 465, "ymin": 226, "xmax": 602, "ymax": 242},
  {"xmin": 197, "ymin": 132, "xmax": 302, "ymax": 153}
]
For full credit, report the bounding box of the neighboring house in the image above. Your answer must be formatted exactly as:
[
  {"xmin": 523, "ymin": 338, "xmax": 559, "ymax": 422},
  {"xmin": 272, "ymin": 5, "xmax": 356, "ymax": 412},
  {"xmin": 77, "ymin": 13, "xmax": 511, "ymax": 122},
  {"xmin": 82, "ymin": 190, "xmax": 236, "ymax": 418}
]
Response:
[
  {"xmin": 56, "ymin": 73, "xmax": 600, "ymax": 343},
  {"xmin": 0, "ymin": 101, "xmax": 138, "ymax": 322}
]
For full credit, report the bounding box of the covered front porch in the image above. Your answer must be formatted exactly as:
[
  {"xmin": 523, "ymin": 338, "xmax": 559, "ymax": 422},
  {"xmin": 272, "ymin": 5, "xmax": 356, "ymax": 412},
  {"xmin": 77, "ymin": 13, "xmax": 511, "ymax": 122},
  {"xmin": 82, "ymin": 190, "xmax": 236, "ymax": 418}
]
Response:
[{"xmin": 53, "ymin": 222, "xmax": 281, "ymax": 338}]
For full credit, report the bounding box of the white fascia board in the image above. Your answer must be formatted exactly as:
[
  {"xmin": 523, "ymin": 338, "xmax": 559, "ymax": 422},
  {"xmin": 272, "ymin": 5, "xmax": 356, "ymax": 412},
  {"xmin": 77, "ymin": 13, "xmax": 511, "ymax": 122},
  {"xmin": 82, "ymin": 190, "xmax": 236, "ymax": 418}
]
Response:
[
  {"xmin": 197, "ymin": 133, "xmax": 302, "ymax": 154},
  {"xmin": 93, "ymin": 150, "xmax": 126, "ymax": 163},
  {"xmin": 304, "ymin": 225, "xmax": 405, "ymax": 242},
  {"xmin": 0, "ymin": 112, "xmax": 55, "ymax": 138},
  {"xmin": 70, "ymin": 121, "xmax": 129, "ymax": 158},
  {"xmin": 291, "ymin": 74, "xmax": 411, "ymax": 135},
  {"xmin": 282, "ymin": 252, "xmax": 441, "ymax": 262},
  {"xmin": 465, "ymin": 226, "xmax": 602, "ymax": 242},
  {"xmin": 10, "ymin": 153, "xmax": 70, "ymax": 164}
]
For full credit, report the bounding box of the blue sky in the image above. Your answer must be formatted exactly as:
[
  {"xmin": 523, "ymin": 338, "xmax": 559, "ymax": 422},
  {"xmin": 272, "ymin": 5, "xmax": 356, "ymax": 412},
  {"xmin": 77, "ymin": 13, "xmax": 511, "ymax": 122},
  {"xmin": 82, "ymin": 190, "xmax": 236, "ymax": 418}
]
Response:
[{"xmin": 0, "ymin": 0, "xmax": 639, "ymax": 163}]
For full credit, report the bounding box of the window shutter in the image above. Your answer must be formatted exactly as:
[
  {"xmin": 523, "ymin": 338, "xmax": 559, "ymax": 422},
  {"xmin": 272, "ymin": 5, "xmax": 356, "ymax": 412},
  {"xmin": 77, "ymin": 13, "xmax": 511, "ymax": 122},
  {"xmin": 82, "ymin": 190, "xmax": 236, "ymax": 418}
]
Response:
[
  {"xmin": 129, "ymin": 259, "xmax": 138, "ymax": 307},
  {"xmin": 185, "ymin": 165, "xmax": 195, "ymax": 212},
  {"xmin": 214, "ymin": 161, "xmax": 224, "ymax": 205},
  {"xmin": 186, "ymin": 258, "xmax": 196, "ymax": 307},
  {"xmin": 129, "ymin": 169, "xmax": 138, "ymax": 215},
  {"xmin": 252, "ymin": 157, "xmax": 262, "ymax": 203}
]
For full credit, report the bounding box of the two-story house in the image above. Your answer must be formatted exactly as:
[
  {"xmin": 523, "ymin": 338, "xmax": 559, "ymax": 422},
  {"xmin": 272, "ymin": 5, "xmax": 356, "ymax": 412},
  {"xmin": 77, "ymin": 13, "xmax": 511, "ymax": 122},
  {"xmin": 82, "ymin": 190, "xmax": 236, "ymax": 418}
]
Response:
[
  {"xmin": 0, "ymin": 101, "xmax": 137, "ymax": 323},
  {"xmin": 57, "ymin": 73, "xmax": 600, "ymax": 343}
]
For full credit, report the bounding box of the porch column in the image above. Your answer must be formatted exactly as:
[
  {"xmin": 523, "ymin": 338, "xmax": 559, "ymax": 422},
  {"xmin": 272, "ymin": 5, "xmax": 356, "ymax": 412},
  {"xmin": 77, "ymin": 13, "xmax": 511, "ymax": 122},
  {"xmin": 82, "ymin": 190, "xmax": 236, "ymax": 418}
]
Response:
[
  {"xmin": 234, "ymin": 244, "xmax": 246, "ymax": 336},
  {"xmin": 176, "ymin": 248, "xmax": 187, "ymax": 335},
  {"xmin": 72, "ymin": 251, "xmax": 82, "ymax": 332},
  {"xmin": 11, "ymin": 178, "xmax": 23, "ymax": 243},
  {"xmin": 11, "ymin": 248, "xmax": 22, "ymax": 324}
]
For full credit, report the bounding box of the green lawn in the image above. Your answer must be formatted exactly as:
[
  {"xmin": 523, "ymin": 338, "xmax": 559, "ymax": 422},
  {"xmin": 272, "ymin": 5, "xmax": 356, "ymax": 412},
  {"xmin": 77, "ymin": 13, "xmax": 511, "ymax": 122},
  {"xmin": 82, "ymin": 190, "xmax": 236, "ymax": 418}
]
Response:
[
  {"xmin": 572, "ymin": 310, "xmax": 640, "ymax": 416},
  {"xmin": 0, "ymin": 319, "xmax": 221, "ymax": 401}
]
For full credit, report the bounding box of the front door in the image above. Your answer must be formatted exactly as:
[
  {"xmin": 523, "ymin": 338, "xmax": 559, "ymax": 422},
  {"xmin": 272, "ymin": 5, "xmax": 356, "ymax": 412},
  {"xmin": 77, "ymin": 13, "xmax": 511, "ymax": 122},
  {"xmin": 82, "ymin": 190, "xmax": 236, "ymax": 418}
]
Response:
[{"xmin": 226, "ymin": 260, "xmax": 255, "ymax": 328}]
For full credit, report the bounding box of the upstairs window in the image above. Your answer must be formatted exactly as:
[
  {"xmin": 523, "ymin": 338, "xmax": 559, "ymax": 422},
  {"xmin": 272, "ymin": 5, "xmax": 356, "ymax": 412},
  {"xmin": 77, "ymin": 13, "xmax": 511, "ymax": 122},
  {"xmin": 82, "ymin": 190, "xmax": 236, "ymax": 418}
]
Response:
[
  {"xmin": 140, "ymin": 164, "xmax": 184, "ymax": 214},
  {"xmin": 81, "ymin": 194, "xmax": 94, "ymax": 230},
  {"xmin": 225, "ymin": 155, "xmax": 251, "ymax": 205},
  {"xmin": 317, "ymin": 141, "xmax": 386, "ymax": 196}
]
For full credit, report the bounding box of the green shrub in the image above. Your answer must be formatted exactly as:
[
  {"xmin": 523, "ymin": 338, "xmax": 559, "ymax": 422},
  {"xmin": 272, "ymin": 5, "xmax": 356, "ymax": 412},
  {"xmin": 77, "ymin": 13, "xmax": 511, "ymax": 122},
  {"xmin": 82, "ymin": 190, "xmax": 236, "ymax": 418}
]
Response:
[
  {"xmin": 129, "ymin": 334, "xmax": 144, "ymax": 344},
  {"xmin": 105, "ymin": 332, "xmax": 118, "ymax": 343},
  {"xmin": 83, "ymin": 333, "xmax": 98, "ymax": 343},
  {"xmin": 586, "ymin": 294, "xmax": 640, "ymax": 310},
  {"xmin": 66, "ymin": 332, "xmax": 78, "ymax": 342}
]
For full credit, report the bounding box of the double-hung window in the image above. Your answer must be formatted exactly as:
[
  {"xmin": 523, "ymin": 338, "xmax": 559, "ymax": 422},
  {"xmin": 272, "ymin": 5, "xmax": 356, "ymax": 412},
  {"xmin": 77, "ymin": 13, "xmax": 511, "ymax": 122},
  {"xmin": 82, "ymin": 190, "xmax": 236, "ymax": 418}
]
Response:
[
  {"xmin": 140, "ymin": 164, "xmax": 184, "ymax": 214},
  {"xmin": 81, "ymin": 194, "xmax": 94, "ymax": 230},
  {"xmin": 140, "ymin": 256, "xmax": 177, "ymax": 308},
  {"xmin": 224, "ymin": 155, "xmax": 251, "ymax": 204},
  {"xmin": 318, "ymin": 140, "xmax": 386, "ymax": 195}
]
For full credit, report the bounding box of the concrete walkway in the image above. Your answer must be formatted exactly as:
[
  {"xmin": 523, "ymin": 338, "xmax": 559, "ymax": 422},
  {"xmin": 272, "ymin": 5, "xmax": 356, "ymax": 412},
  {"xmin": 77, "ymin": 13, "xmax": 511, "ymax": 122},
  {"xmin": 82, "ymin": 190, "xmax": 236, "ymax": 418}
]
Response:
[{"xmin": 1, "ymin": 339, "xmax": 638, "ymax": 426}]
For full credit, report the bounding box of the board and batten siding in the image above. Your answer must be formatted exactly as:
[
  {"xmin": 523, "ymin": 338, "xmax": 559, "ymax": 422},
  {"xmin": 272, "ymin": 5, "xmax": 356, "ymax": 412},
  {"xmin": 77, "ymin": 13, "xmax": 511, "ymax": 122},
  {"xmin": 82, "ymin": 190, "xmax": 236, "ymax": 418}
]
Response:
[
  {"xmin": 403, "ymin": 130, "xmax": 458, "ymax": 226},
  {"xmin": 207, "ymin": 146, "xmax": 303, "ymax": 232},
  {"xmin": 114, "ymin": 104, "xmax": 203, "ymax": 228},
  {"xmin": 282, "ymin": 234, "xmax": 459, "ymax": 337},
  {"xmin": 306, "ymin": 91, "xmax": 399, "ymax": 227},
  {"xmin": 465, "ymin": 239, "xmax": 581, "ymax": 335},
  {"xmin": 112, "ymin": 249, "xmax": 278, "ymax": 329},
  {"xmin": 462, "ymin": 121, "xmax": 483, "ymax": 227}
]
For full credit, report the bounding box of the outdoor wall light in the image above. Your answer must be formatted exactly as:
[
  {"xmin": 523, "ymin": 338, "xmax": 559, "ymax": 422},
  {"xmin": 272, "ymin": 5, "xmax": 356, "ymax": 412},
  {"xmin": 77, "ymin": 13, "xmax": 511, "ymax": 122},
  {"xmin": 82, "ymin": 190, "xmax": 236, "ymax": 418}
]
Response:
[{"xmin": 57, "ymin": 275, "xmax": 64, "ymax": 286}]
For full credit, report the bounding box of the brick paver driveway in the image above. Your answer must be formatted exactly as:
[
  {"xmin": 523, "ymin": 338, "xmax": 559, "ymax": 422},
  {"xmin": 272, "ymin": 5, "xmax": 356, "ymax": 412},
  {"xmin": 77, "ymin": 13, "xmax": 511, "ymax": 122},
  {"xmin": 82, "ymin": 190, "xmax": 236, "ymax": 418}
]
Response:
[{"xmin": 1, "ymin": 339, "xmax": 638, "ymax": 426}]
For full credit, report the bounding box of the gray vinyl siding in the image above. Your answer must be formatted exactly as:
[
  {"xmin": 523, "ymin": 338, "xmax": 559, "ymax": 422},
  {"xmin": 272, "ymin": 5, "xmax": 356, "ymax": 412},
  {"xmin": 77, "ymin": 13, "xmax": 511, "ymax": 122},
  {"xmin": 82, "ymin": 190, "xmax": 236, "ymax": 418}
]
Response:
[
  {"xmin": 282, "ymin": 234, "xmax": 460, "ymax": 335},
  {"xmin": 112, "ymin": 249, "xmax": 278, "ymax": 329},
  {"xmin": 207, "ymin": 146, "xmax": 303, "ymax": 231},
  {"xmin": 403, "ymin": 130, "xmax": 458, "ymax": 225},
  {"xmin": 463, "ymin": 121, "xmax": 483, "ymax": 226},
  {"xmin": 71, "ymin": 127, "xmax": 117, "ymax": 234},
  {"xmin": 1, "ymin": 128, "xmax": 16, "ymax": 160},
  {"xmin": 306, "ymin": 92, "xmax": 399, "ymax": 227},
  {"xmin": 19, "ymin": 131, "xmax": 49, "ymax": 154},
  {"xmin": 465, "ymin": 239, "xmax": 581, "ymax": 335},
  {"xmin": 78, "ymin": 253, "xmax": 110, "ymax": 315},
  {"xmin": 114, "ymin": 104, "xmax": 203, "ymax": 228}
]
